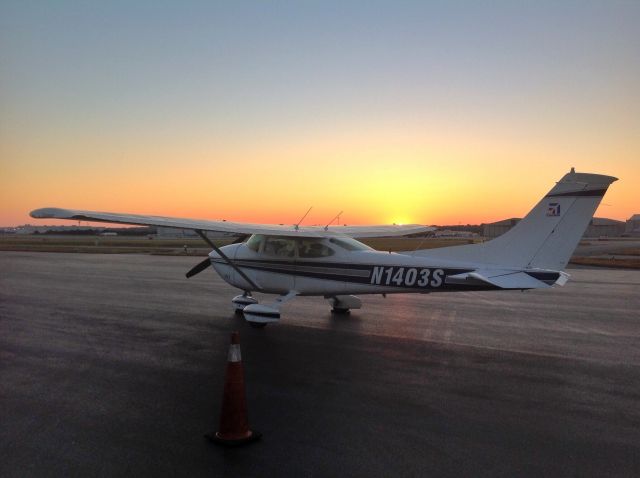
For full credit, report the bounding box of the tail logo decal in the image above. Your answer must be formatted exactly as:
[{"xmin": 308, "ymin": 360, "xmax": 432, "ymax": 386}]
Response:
[{"xmin": 547, "ymin": 202, "xmax": 561, "ymax": 216}]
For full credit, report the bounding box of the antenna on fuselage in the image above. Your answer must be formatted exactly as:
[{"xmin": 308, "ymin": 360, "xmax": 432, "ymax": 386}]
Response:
[
  {"xmin": 294, "ymin": 206, "xmax": 313, "ymax": 230},
  {"xmin": 324, "ymin": 211, "xmax": 343, "ymax": 231}
]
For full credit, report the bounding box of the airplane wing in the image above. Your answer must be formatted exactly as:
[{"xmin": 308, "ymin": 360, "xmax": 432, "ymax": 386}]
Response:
[{"xmin": 30, "ymin": 207, "xmax": 434, "ymax": 238}]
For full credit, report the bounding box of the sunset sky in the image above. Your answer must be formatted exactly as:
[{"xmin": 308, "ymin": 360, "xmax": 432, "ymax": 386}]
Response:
[{"xmin": 1, "ymin": 1, "xmax": 638, "ymax": 227}]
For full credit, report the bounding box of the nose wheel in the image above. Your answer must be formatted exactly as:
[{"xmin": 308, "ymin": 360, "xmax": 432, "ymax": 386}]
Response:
[
  {"xmin": 232, "ymin": 293, "xmax": 258, "ymax": 314},
  {"xmin": 331, "ymin": 307, "xmax": 351, "ymax": 314},
  {"xmin": 232, "ymin": 293, "xmax": 271, "ymax": 326}
]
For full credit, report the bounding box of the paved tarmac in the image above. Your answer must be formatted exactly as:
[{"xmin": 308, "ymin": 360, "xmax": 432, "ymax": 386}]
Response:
[{"xmin": 1, "ymin": 252, "xmax": 639, "ymax": 477}]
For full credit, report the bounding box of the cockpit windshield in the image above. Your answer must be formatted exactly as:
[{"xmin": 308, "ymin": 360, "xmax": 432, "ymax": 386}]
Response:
[
  {"xmin": 246, "ymin": 234, "xmax": 264, "ymax": 252},
  {"xmin": 328, "ymin": 237, "xmax": 373, "ymax": 251}
]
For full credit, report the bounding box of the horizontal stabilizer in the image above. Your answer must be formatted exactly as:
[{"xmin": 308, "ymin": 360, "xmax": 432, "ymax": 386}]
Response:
[{"xmin": 446, "ymin": 270, "xmax": 552, "ymax": 289}]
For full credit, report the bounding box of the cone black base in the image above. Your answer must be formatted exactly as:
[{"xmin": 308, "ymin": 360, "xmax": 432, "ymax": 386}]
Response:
[{"xmin": 205, "ymin": 430, "xmax": 262, "ymax": 447}]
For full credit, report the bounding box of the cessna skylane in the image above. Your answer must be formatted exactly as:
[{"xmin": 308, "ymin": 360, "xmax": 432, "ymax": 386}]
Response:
[{"xmin": 31, "ymin": 169, "xmax": 617, "ymax": 326}]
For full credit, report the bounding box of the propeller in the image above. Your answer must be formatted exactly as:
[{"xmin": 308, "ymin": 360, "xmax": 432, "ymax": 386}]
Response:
[
  {"xmin": 186, "ymin": 257, "xmax": 212, "ymax": 278},
  {"xmin": 185, "ymin": 231, "xmax": 259, "ymax": 290}
]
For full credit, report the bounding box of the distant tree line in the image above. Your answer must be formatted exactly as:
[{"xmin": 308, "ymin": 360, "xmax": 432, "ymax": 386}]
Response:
[{"xmin": 39, "ymin": 227, "xmax": 156, "ymax": 236}]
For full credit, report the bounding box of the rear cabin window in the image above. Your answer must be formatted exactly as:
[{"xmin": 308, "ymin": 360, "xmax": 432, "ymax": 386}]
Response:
[
  {"xmin": 297, "ymin": 239, "xmax": 335, "ymax": 258},
  {"xmin": 263, "ymin": 237, "xmax": 296, "ymax": 258},
  {"xmin": 246, "ymin": 234, "xmax": 264, "ymax": 252}
]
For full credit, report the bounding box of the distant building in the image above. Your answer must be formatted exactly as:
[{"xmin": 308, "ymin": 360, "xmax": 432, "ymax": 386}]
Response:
[
  {"xmin": 482, "ymin": 218, "xmax": 520, "ymax": 239},
  {"xmin": 433, "ymin": 229, "xmax": 478, "ymax": 238},
  {"xmin": 625, "ymin": 214, "xmax": 640, "ymax": 236},
  {"xmin": 482, "ymin": 216, "xmax": 625, "ymax": 239},
  {"xmin": 156, "ymin": 226, "xmax": 199, "ymax": 238},
  {"xmin": 155, "ymin": 226, "xmax": 238, "ymax": 240},
  {"xmin": 583, "ymin": 218, "xmax": 625, "ymax": 238}
]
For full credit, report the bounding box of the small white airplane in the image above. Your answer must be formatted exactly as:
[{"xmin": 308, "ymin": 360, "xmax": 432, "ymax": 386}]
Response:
[{"xmin": 31, "ymin": 169, "xmax": 616, "ymax": 327}]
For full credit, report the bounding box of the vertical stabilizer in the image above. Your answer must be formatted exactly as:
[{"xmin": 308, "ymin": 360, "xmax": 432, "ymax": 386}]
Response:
[{"xmin": 413, "ymin": 169, "xmax": 617, "ymax": 270}]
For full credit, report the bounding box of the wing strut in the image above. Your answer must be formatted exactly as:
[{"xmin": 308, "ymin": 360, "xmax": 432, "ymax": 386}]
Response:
[{"xmin": 194, "ymin": 230, "xmax": 260, "ymax": 291}]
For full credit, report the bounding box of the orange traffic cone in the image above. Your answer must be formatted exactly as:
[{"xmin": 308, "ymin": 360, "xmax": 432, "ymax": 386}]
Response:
[{"xmin": 206, "ymin": 331, "xmax": 261, "ymax": 446}]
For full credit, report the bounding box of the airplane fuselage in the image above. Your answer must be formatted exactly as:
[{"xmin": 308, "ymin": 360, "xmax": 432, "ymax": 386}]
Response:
[{"xmin": 210, "ymin": 237, "xmax": 559, "ymax": 296}]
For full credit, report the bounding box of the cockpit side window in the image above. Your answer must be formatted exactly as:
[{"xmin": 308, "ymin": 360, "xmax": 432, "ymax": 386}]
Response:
[
  {"xmin": 297, "ymin": 238, "xmax": 335, "ymax": 258},
  {"xmin": 329, "ymin": 237, "xmax": 373, "ymax": 251},
  {"xmin": 246, "ymin": 234, "xmax": 264, "ymax": 252},
  {"xmin": 263, "ymin": 237, "xmax": 296, "ymax": 258}
]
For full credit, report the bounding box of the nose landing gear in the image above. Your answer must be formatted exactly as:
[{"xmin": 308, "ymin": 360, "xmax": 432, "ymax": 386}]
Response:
[
  {"xmin": 236, "ymin": 291, "xmax": 298, "ymax": 327},
  {"xmin": 232, "ymin": 293, "xmax": 258, "ymax": 314}
]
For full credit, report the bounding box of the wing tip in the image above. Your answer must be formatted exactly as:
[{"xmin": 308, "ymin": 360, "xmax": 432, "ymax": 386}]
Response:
[{"xmin": 30, "ymin": 207, "xmax": 67, "ymax": 219}]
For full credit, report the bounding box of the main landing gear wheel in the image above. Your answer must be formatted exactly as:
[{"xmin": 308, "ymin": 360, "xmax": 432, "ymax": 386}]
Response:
[
  {"xmin": 327, "ymin": 295, "xmax": 362, "ymax": 314},
  {"xmin": 331, "ymin": 308, "xmax": 350, "ymax": 314}
]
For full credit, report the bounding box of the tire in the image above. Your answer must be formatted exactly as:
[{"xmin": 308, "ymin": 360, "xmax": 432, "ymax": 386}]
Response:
[{"xmin": 331, "ymin": 308, "xmax": 350, "ymax": 314}]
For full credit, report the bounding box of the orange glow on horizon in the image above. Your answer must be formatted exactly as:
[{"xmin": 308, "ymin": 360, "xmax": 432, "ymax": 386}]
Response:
[{"xmin": 2, "ymin": 128, "xmax": 637, "ymax": 228}]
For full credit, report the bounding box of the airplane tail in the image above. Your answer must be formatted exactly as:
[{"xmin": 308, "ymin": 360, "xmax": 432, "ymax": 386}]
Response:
[{"xmin": 412, "ymin": 169, "xmax": 617, "ymax": 271}]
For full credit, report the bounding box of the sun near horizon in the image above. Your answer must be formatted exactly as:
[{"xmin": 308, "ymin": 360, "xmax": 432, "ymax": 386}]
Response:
[{"xmin": 1, "ymin": 2, "xmax": 638, "ymax": 228}]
